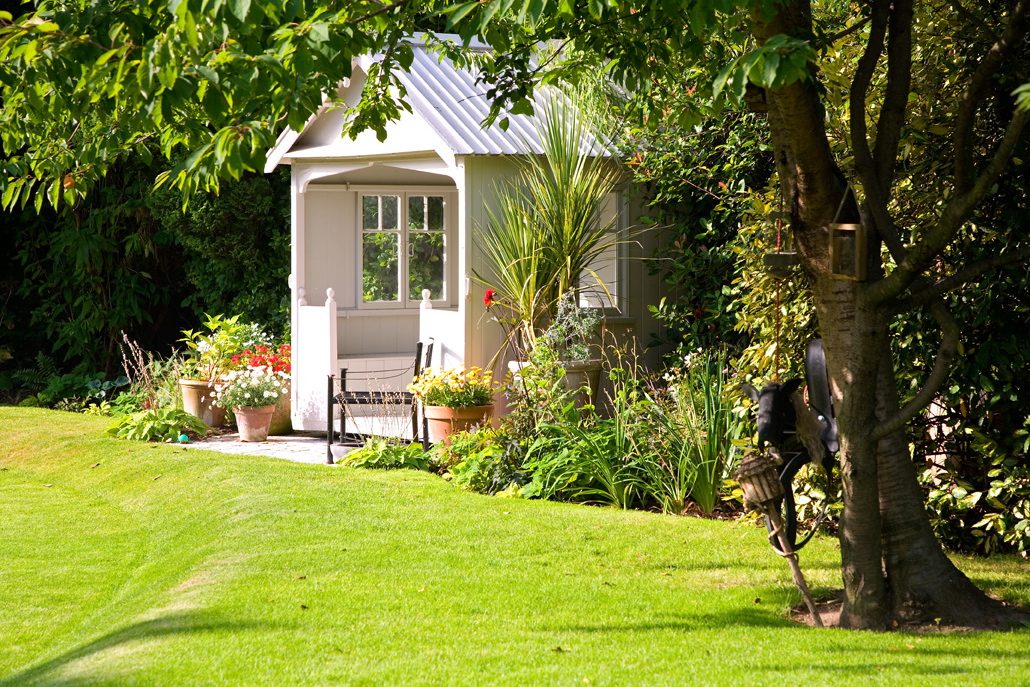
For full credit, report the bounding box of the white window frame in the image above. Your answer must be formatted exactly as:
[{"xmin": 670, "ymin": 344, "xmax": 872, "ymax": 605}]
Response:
[
  {"xmin": 357, "ymin": 189, "xmax": 456, "ymax": 310},
  {"xmin": 579, "ymin": 190, "xmax": 628, "ymax": 316}
]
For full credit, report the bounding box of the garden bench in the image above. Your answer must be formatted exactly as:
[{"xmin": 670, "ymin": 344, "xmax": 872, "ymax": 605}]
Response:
[{"xmin": 326, "ymin": 339, "xmax": 434, "ymax": 463}]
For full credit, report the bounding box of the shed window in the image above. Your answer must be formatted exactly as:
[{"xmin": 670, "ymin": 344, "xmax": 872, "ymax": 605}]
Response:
[{"xmin": 361, "ymin": 193, "xmax": 448, "ymax": 306}]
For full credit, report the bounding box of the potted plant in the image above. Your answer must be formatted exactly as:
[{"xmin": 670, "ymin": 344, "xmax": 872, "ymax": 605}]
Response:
[
  {"xmin": 408, "ymin": 367, "xmax": 495, "ymax": 443},
  {"xmin": 178, "ymin": 314, "xmax": 267, "ymax": 427},
  {"xmin": 538, "ymin": 291, "xmax": 603, "ymax": 406},
  {"xmin": 214, "ymin": 366, "xmax": 290, "ymax": 442},
  {"xmin": 233, "ymin": 343, "xmax": 292, "ymax": 435}
]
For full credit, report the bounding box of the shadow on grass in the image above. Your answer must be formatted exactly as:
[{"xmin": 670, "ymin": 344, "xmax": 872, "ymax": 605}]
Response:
[
  {"xmin": 549, "ymin": 605, "xmax": 791, "ymax": 634},
  {"xmin": 1, "ymin": 611, "xmax": 267, "ymax": 687}
]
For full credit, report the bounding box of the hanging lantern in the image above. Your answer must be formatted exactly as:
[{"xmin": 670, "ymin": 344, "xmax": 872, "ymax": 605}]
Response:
[
  {"xmin": 763, "ymin": 208, "xmax": 799, "ymax": 279},
  {"xmin": 828, "ymin": 222, "xmax": 868, "ymax": 281},
  {"xmin": 734, "ymin": 451, "xmax": 784, "ymax": 508},
  {"xmin": 826, "ymin": 185, "xmax": 868, "ymax": 282}
]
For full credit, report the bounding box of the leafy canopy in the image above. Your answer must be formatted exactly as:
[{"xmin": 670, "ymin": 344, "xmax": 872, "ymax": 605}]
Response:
[{"xmin": 0, "ymin": 0, "xmax": 833, "ymax": 208}]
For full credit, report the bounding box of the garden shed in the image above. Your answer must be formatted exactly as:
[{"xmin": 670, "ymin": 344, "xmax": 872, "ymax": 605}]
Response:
[{"xmin": 265, "ymin": 35, "xmax": 662, "ymax": 431}]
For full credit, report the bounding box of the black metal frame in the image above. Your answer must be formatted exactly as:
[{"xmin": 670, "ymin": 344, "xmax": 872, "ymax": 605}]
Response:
[{"xmin": 326, "ymin": 339, "xmax": 434, "ymax": 464}]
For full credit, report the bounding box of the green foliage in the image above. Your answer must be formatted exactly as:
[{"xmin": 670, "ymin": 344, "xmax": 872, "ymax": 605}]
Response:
[
  {"xmin": 179, "ymin": 313, "xmax": 269, "ymax": 381},
  {"xmin": 651, "ymin": 349, "xmax": 745, "ymax": 513},
  {"xmin": 2, "ymin": 163, "xmax": 289, "ymax": 384},
  {"xmin": 106, "ymin": 406, "xmax": 208, "ymax": 442},
  {"xmin": 476, "ymin": 96, "xmax": 619, "ymax": 349},
  {"xmin": 341, "ymin": 437, "xmax": 430, "ymax": 471},
  {"xmin": 11, "ymin": 352, "xmax": 129, "ymax": 409},
  {"xmin": 10, "ymin": 159, "xmax": 184, "ymax": 371},
  {"xmin": 627, "ymin": 107, "xmax": 773, "ymax": 357},
  {"xmin": 438, "ymin": 428, "xmax": 521, "ymax": 494},
  {"xmin": 921, "ymin": 420, "xmax": 1030, "ymax": 558},
  {"xmin": 150, "ymin": 169, "xmax": 291, "ymax": 333}
]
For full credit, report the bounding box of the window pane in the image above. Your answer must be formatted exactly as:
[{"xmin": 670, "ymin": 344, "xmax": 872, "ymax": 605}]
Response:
[
  {"xmin": 362, "ymin": 232, "xmax": 400, "ymax": 302},
  {"xmin": 381, "ymin": 195, "xmax": 399, "ymax": 230},
  {"xmin": 362, "ymin": 196, "xmax": 379, "ymax": 230},
  {"xmin": 408, "ymin": 196, "xmax": 425, "ymax": 231},
  {"xmin": 408, "ymin": 232, "xmax": 445, "ymax": 301},
  {"xmin": 427, "ymin": 196, "xmax": 444, "ymax": 231}
]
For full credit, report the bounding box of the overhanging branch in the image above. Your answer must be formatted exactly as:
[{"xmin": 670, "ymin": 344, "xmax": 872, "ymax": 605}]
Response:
[
  {"xmin": 872, "ymin": 299, "xmax": 959, "ymax": 442},
  {"xmin": 893, "ymin": 244, "xmax": 1030, "ymax": 312}
]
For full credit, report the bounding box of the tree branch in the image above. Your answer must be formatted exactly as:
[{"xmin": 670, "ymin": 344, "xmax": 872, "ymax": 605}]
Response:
[
  {"xmin": 873, "ymin": 0, "xmax": 913, "ymax": 190},
  {"xmin": 849, "ymin": 2, "xmax": 907, "ymax": 266},
  {"xmin": 820, "ymin": 16, "xmax": 872, "ymax": 46},
  {"xmin": 953, "ymin": 0, "xmax": 1029, "ymax": 192},
  {"xmin": 872, "ymin": 299, "xmax": 959, "ymax": 441},
  {"xmin": 892, "ymin": 244, "xmax": 1030, "ymax": 312},
  {"xmin": 870, "ymin": 93, "xmax": 1030, "ymax": 305},
  {"xmin": 849, "ymin": 0, "xmax": 888, "ymax": 203}
]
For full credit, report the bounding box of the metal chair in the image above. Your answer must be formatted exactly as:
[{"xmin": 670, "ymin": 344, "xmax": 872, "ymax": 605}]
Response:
[{"xmin": 326, "ymin": 339, "xmax": 434, "ymax": 463}]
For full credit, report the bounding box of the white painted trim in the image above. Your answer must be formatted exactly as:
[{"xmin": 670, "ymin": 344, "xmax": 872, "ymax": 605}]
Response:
[{"xmin": 355, "ymin": 189, "xmax": 457, "ymax": 311}]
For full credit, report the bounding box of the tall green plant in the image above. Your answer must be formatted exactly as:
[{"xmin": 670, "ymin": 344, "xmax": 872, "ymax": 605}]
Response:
[{"xmin": 477, "ymin": 96, "xmax": 620, "ymax": 350}]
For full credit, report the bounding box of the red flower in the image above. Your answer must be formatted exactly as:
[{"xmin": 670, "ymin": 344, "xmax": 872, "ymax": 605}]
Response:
[{"xmin": 483, "ymin": 289, "xmax": 495, "ymax": 308}]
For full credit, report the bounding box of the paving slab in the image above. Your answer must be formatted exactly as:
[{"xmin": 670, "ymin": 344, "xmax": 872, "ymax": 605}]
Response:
[{"xmin": 182, "ymin": 432, "xmax": 348, "ymax": 465}]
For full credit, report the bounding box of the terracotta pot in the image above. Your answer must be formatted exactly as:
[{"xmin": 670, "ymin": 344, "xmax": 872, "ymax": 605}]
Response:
[
  {"xmin": 506, "ymin": 359, "xmax": 601, "ymax": 408},
  {"xmin": 562, "ymin": 359, "xmax": 602, "ymax": 407},
  {"xmin": 179, "ymin": 379, "xmax": 226, "ymax": 427},
  {"xmin": 234, "ymin": 404, "xmax": 276, "ymax": 442},
  {"xmin": 423, "ymin": 404, "xmax": 494, "ymax": 444},
  {"xmin": 268, "ymin": 385, "xmax": 292, "ymax": 435}
]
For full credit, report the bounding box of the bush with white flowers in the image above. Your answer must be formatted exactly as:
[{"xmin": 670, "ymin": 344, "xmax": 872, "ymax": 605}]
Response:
[{"xmin": 214, "ymin": 366, "xmax": 289, "ymax": 409}]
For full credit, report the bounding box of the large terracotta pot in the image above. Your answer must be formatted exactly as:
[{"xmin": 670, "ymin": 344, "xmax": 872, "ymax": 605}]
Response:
[
  {"xmin": 562, "ymin": 359, "xmax": 602, "ymax": 407},
  {"xmin": 234, "ymin": 404, "xmax": 276, "ymax": 442},
  {"xmin": 423, "ymin": 404, "xmax": 494, "ymax": 444},
  {"xmin": 179, "ymin": 379, "xmax": 226, "ymax": 427},
  {"xmin": 268, "ymin": 385, "xmax": 292, "ymax": 435}
]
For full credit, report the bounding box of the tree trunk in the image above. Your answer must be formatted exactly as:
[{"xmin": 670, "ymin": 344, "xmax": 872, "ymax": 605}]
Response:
[
  {"xmin": 873, "ymin": 339, "xmax": 1021, "ymax": 627},
  {"xmin": 812, "ymin": 279, "xmax": 888, "ymax": 628},
  {"xmin": 753, "ymin": 1, "xmax": 1017, "ymax": 628}
]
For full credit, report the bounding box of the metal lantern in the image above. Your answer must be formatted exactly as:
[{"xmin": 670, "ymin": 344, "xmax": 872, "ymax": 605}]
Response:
[
  {"xmin": 828, "ymin": 221, "xmax": 868, "ymax": 282},
  {"xmin": 735, "ymin": 449, "xmax": 826, "ymax": 627},
  {"xmin": 734, "ymin": 451, "xmax": 784, "ymax": 508}
]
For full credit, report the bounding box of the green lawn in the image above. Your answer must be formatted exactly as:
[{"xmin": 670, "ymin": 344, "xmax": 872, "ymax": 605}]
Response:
[{"xmin": 1, "ymin": 407, "xmax": 1027, "ymax": 686}]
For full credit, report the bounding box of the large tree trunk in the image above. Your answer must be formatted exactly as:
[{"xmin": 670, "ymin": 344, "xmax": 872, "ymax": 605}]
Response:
[
  {"xmin": 812, "ymin": 279, "xmax": 888, "ymax": 629},
  {"xmin": 873, "ymin": 339, "xmax": 1019, "ymax": 626},
  {"xmin": 752, "ymin": 0, "xmax": 1017, "ymax": 631}
]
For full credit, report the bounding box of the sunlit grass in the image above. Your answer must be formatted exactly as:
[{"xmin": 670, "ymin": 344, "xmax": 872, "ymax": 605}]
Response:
[{"xmin": 1, "ymin": 407, "xmax": 1027, "ymax": 686}]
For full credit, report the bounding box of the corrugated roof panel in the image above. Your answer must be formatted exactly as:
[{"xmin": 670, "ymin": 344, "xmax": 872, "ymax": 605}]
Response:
[{"xmin": 395, "ymin": 47, "xmax": 551, "ymax": 156}]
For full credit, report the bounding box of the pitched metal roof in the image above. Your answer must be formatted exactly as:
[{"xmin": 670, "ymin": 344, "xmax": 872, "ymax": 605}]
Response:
[
  {"xmin": 266, "ymin": 34, "xmax": 610, "ymax": 170},
  {"xmin": 380, "ymin": 40, "xmax": 550, "ymax": 156}
]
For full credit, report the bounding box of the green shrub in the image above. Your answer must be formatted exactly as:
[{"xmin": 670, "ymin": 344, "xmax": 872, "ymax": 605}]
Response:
[
  {"xmin": 107, "ymin": 407, "xmax": 208, "ymax": 442},
  {"xmin": 922, "ymin": 423, "xmax": 1030, "ymax": 558},
  {"xmin": 341, "ymin": 437, "xmax": 429, "ymax": 471},
  {"xmin": 441, "ymin": 428, "xmax": 524, "ymax": 495}
]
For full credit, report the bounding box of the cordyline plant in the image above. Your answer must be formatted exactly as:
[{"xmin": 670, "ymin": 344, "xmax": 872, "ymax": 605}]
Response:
[
  {"xmin": 2, "ymin": 0, "xmax": 1028, "ymax": 631},
  {"xmin": 476, "ymin": 96, "xmax": 620, "ymax": 354}
]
